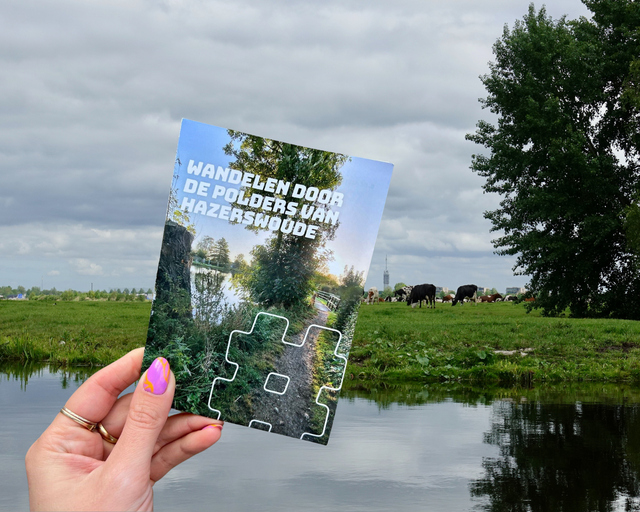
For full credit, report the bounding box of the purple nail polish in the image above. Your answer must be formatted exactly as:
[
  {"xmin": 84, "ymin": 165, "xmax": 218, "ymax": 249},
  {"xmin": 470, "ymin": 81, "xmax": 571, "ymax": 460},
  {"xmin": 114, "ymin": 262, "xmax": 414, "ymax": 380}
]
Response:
[{"xmin": 143, "ymin": 357, "xmax": 170, "ymax": 395}]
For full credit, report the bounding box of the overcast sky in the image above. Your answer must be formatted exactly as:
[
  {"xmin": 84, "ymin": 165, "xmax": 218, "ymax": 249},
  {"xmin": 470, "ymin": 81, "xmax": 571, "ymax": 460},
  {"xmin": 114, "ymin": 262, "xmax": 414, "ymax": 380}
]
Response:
[{"xmin": 0, "ymin": 0, "xmax": 592, "ymax": 293}]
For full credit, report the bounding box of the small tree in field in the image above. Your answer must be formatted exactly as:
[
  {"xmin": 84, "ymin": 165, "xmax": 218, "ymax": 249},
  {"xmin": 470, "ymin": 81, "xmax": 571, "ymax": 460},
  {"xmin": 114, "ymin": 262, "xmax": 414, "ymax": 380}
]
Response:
[
  {"xmin": 340, "ymin": 265, "xmax": 365, "ymax": 289},
  {"xmin": 211, "ymin": 238, "xmax": 230, "ymax": 270},
  {"xmin": 334, "ymin": 265, "xmax": 365, "ymax": 332}
]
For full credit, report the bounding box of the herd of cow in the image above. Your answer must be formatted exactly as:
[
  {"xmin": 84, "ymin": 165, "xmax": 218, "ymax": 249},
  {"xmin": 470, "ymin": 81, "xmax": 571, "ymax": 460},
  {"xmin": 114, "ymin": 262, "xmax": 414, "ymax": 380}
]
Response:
[{"xmin": 364, "ymin": 284, "xmax": 519, "ymax": 308}]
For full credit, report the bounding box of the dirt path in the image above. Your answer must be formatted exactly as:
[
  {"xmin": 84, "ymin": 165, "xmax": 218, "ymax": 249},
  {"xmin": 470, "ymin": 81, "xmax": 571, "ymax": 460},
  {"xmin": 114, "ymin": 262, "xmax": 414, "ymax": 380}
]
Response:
[{"xmin": 250, "ymin": 304, "xmax": 329, "ymax": 438}]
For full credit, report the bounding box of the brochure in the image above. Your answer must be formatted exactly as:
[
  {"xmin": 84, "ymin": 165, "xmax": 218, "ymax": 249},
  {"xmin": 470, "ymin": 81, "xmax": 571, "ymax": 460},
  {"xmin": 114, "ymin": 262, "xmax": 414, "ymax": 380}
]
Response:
[{"xmin": 142, "ymin": 119, "xmax": 393, "ymax": 444}]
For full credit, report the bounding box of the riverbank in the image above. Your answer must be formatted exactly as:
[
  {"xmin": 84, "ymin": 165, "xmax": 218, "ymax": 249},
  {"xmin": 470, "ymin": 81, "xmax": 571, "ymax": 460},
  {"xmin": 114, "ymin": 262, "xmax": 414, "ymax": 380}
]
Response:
[
  {"xmin": 347, "ymin": 301, "xmax": 640, "ymax": 384},
  {"xmin": 3, "ymin": 300, "xmax": 640, "ymax": 384}
]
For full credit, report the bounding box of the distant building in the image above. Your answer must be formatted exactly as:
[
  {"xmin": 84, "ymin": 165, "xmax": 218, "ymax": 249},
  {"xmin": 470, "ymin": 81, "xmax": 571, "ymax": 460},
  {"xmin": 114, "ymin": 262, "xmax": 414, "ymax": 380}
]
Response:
[
  {"xmin": 506, "ymin": 287, "xmax": 526, "ymax": 295},
  {"xmin": 383, "ymin": 256, "xmax": 389, "ymax": 288},
  {"xmin": 477, "ymin": 287, "xmax": 490, "ymax": 295},
  {"xmin": 435, "ymin": 287, "xmax": 450, "ymax": 295}
]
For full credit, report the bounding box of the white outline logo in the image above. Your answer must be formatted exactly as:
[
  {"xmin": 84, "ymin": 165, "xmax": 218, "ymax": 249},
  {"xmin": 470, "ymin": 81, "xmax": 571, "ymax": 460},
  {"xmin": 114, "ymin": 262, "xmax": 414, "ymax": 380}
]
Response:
[
  {"xmin": 263, "ymin": 372, "xmax": 291, "ymax": 395},
  {"xmin": 248, "ymin": 420, "xmax": 273, "ymax": 432},
  {"xmin": 207, "ymin": 312, "xmax": 347, "ymax": 442}
]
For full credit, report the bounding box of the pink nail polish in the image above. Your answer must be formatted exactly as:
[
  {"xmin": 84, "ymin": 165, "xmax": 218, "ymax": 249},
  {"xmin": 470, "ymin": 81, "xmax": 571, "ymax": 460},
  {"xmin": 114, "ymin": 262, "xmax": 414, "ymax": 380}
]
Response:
[
  {"xmin": 143, "ymin": 357, "xmax": 170, "ymax": 395},
  {"xmin": 202, "ymin": 424, "xmax": 223, "ymax": 431}
]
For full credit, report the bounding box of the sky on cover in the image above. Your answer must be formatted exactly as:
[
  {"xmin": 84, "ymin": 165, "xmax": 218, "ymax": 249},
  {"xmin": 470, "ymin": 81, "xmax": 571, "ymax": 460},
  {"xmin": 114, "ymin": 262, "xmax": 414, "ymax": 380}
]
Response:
[
  {"xmin": 0, "ymin": 0, "xmax": 592, "ymax": 293},
  {"xmin": 176, "ymin": 119, "xmax": 393, "ymax": 281}
]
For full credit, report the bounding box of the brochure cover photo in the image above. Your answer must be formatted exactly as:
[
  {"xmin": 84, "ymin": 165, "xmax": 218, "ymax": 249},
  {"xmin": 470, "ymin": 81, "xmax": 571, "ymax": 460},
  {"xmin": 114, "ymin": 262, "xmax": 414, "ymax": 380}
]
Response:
[{"xmin": 143, "ymin": 119, "xmax": 393, "ymax": 444}]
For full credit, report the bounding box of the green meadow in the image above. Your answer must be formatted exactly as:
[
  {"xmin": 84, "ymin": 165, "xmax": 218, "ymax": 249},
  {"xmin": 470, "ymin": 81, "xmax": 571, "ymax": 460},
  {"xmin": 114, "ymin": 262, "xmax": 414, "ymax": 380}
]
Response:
[
  {"xmin": 2, "ymin": 300, "xmax": 640, "ymax": 384},
  {"xmin": 0, "ymin": 301, "xmax": 150, "ymax": 366},
  {"xmin": 348, "ymin": 301, "xmax": 640, "ymax": 384}
]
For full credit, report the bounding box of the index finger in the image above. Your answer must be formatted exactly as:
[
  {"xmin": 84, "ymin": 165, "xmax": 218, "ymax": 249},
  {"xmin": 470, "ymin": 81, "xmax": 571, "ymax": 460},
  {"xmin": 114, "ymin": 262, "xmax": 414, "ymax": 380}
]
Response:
[{"xmin": 63, "ymin": 348, "xmax": 145, "ymax": 423}]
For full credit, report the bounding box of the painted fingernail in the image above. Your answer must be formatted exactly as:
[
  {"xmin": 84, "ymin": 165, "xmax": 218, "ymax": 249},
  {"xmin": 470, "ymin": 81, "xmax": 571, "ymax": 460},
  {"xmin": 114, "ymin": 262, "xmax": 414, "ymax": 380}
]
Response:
[
  {"xmin": 202, "ymin": 424, "xmax": 223, "ymax": 431},
  {"xmin": 143, "ymin": 357, "xmax": 170, "ymax": 395}
]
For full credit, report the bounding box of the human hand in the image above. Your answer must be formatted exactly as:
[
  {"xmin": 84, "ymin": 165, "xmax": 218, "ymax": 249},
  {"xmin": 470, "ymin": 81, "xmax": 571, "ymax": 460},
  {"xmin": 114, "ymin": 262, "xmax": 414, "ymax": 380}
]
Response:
[{"xmin": 25, "ymin": 348, "xmax": 223, "ymax": 511}]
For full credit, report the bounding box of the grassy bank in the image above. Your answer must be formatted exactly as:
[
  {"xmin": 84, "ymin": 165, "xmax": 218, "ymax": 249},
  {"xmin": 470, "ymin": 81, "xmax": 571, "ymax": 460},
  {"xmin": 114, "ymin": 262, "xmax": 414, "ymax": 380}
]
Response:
[
  {"xmin": 347, "ymin": 301, "xmax": 640, "ymax": 384},
  {"xmin": 3, "ymin": 300, "xmax": 640, "ymax": 384},
  {"xmin": 0, "ymin": 301, "xmax": 151, "ymax": 365},
  {"xmin": 307, "ymin": 311, "xmax": 345, "ymax": 442}
]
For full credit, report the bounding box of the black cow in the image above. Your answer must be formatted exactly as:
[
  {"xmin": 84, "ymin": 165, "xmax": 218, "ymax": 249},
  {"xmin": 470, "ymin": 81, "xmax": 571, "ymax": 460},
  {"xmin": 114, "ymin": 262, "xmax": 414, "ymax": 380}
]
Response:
[
  {"xmin": 452, "ymin": 284, "xmax": 478, "ymax": 306},
  {"xmin": 407, "ymin": 283, "xmax": 436, "ymax": 309}
]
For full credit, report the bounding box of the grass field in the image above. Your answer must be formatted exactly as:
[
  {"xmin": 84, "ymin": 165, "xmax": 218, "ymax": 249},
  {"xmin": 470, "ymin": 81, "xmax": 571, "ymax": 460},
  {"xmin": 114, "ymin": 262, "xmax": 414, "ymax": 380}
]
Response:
[
  {"xmin": 0, "ymin": 301, "xmax": 150, "ymax": 365},
  {"xmin": 348, "ymin": 301, "xmax": 640, "ymax": 383},
  {"xmin": 2, "ymin": 300, "xmax": 640, "ymax": 384}
]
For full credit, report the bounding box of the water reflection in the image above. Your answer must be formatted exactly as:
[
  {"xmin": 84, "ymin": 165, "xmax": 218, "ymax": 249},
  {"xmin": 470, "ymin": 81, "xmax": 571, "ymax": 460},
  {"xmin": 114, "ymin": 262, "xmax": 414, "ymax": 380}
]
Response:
[
  {"xmin": 345, "ymin": 380, "xmax": 640, "ymax": 512},
  {"xmin": 0, "ymin": 361, "xmax": 97, "ymax": 390},
  {"xmin": 4, "ymin": 365, "xmax": 640, "ymax": 511},
  {"xmin": 190, "ymin": 267, "xmax": 239, "ymax": 313},
  {"xmin": 470, "ymin": 400, "xmax": 640, "ymax": 511},
  {"xmin": 342, "ymin": 380, "xmax": 640, "ymax": 408}
]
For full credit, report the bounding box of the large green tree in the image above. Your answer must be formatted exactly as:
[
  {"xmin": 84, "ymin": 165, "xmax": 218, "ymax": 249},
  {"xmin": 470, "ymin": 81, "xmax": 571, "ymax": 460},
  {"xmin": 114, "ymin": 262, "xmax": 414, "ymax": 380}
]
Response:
[
  {"xmin": 467, "ymin": 1, "xmax": 640, "ymax": 318},
  {"xmin": 224, "ymin": 132, "xmax": 347, "ymax": 309}
]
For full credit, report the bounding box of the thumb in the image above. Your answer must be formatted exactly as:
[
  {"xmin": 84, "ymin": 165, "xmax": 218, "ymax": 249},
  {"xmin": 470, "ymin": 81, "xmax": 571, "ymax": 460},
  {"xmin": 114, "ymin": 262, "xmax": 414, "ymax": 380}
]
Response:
[{"xmin": 107, "ymin": 357, "xmax": 174, "ymax": 476}]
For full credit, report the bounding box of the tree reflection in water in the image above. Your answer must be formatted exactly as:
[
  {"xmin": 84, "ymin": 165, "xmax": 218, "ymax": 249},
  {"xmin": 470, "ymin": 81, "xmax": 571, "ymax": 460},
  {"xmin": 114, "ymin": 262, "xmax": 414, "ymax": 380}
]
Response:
[
  {"xmin": 470, "ymin": 400, "xmax": 640, "ymax": 511},
  {"xmin": 0, "ymin": 362, "xmax": 97, "ymax": 391}
]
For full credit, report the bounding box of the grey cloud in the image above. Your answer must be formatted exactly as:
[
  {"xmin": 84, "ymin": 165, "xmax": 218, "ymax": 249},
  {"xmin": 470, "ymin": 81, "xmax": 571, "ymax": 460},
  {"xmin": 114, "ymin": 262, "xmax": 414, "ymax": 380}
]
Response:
[
  {"xmin": 70, "ymin": 258, "xmax": 104, "ymax": 276},
  {"xmin": 1, "ymin": 223, "xmax": 163, "ymax": 289},
  {"xmin": 0, "ymin": 0, "xmax": 498, "ymax": 132},
  {"xmin": 0, "ymin": 0, "xmax": 591, "ymax": 290}
]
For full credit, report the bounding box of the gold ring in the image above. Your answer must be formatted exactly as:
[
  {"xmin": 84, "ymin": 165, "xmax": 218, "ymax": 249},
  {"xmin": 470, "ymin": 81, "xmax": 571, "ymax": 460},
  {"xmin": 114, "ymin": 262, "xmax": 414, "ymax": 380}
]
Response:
[
  {"xmin": 60, "ymin": 407, "xmax": 97, "ymax": 432},
  {"xmin": 97, "ymin": 423, "xmax": 118, "ymax": 444}
]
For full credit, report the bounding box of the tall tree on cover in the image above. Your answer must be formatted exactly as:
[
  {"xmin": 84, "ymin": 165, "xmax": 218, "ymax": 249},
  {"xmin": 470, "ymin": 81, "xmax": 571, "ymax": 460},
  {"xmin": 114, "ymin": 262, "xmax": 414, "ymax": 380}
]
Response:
[
  {"xmin": 467, "ymin": 1, "xmax": 640, "ymax": 318},
  {"xmin": 224, "ymin": 131, "xmax": 347, "ymax": 309}
]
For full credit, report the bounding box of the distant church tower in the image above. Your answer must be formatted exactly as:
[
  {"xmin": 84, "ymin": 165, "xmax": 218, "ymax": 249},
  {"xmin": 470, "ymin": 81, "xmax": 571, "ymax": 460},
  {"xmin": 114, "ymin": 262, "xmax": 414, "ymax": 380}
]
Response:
[{"xmin": 383, "ymin": 255, "xmax": 390, "ymax": 288}]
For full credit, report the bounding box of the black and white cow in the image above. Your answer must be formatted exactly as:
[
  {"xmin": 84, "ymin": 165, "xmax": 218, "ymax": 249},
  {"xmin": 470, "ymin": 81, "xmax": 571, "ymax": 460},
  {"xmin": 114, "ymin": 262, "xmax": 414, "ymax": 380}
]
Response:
[
  {"xmin": 407, "ymin": 283, "xmax": 436, "ymax": 309},
  {"xmin": 452, "ymin": 284, "xmax": 478, "ymax": 306},
  {"xmin": 394, "ymin": 286, "xmax": 413, "ymax": 302}
]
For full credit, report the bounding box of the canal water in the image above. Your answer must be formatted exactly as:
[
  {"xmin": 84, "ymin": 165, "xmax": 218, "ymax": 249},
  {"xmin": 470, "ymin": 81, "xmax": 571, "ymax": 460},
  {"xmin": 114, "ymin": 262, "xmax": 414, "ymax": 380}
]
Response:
[{"xmin": 2, "ymin": 364, "xmax": 640, "ymax": 511}]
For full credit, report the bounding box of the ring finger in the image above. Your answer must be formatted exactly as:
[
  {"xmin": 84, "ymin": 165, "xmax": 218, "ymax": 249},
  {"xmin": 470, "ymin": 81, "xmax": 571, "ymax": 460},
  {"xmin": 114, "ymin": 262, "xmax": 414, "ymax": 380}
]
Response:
[{"xmin": 98, "ymin": 393, "xmax": 132, "ymax": 457}]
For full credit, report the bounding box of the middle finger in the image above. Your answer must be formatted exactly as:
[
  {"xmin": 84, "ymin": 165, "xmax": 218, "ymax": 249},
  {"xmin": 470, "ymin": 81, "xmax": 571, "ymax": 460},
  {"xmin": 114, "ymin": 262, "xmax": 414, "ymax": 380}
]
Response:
[
  {"xmin": 155, "ymin": 413, "xmax": 223, "ymax": 451},
  {"xmin": 99, "ymin": 398, "xmax": 222, "ymax": 457}
]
